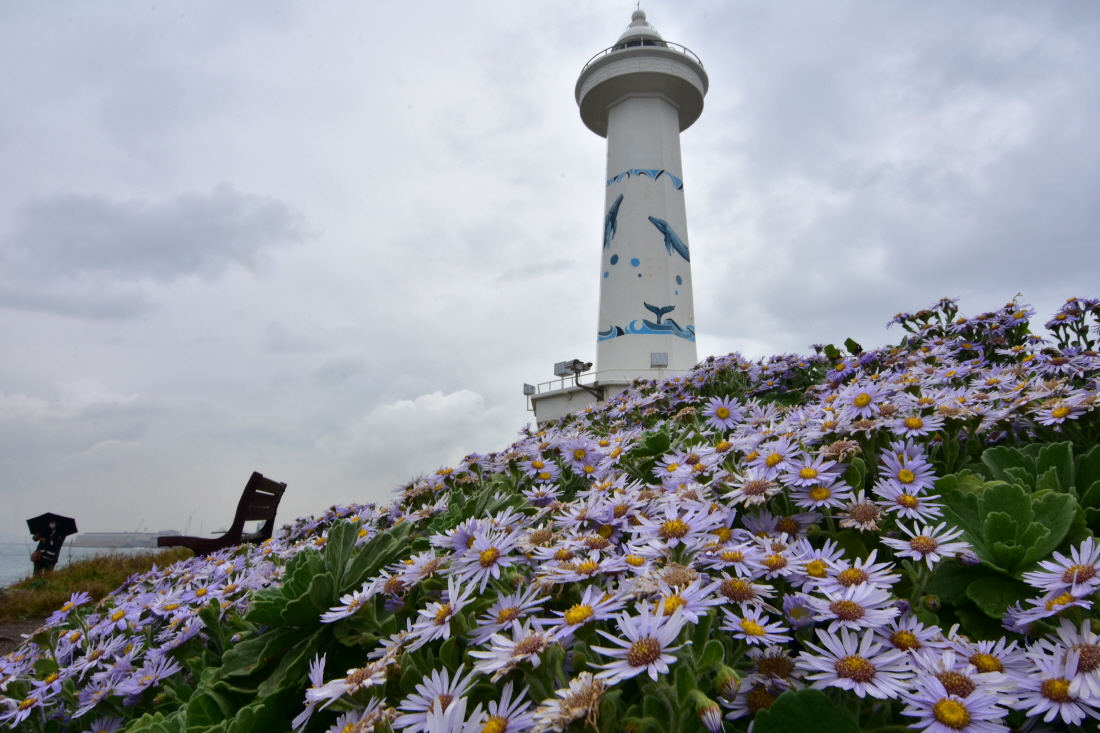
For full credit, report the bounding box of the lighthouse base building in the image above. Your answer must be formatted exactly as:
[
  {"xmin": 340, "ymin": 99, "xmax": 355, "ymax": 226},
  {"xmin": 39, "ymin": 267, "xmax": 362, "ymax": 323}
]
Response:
[{"xmin": 529, "ymin": 11, "xmax": 708, "ymax": 424}]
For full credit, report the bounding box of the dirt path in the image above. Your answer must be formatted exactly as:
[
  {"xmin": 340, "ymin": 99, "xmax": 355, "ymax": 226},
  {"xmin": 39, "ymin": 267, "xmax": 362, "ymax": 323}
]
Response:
[{"xmin": 0, "ymin": 618, "xmax": 46, "ymax": 656}]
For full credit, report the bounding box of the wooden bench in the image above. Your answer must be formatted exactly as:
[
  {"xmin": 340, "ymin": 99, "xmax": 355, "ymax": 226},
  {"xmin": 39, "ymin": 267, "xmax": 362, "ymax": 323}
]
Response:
[{"xmin": 158, "ymin": 472, "xmax": 287, "ymax": 556}]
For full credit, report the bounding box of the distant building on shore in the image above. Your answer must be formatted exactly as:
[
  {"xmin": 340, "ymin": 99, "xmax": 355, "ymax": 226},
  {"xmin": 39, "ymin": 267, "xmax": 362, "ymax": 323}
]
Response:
[{"xmin": 70, "ymin": 531, "xmax": 180, "ymax": 549}]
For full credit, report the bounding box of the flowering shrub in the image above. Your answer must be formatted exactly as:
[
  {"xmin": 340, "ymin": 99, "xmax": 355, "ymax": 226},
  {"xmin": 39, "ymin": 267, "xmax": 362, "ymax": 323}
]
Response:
[{"xmin": 4, "ymin": 295, "xmax": 1100, "ymax": 733}]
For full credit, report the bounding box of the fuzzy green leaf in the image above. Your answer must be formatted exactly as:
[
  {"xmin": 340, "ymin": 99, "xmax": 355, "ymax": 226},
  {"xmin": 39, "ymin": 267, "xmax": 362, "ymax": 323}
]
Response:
[
  {"xmin": 982, "ymin": 446, "xmax": 1036, "ymax": 483},
  {"xmin": 323, "ymin": 520, "xmax": 358, "ymax": 588},
  {"xmin": 1027, "ymin": 491, "xmax": 1078, "ymax": 562},
  {"xmin": 751, "ymin": 689, "xmax": 859, "ymax": 733},
  {"xmin": 1037, "ymin": 442, "xmax": 1075, "ymax": 491},
  {"xmin": 280, "ymin": 572, "xmax": 336, "ymax": 627},
  {"xmin": 965, "ymin": 576, "xmax": 1032, "ymax": 619},
  {"xmin": 978, "ymin": 483, "xmax": 1032, "ymax": 528}
]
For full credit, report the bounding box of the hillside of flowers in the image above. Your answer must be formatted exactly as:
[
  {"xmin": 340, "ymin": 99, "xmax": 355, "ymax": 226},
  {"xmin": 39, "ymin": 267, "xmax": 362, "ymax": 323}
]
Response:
[{"xmin": 5, "ymin": 295, "xmax": 1100, "ymax": 733}]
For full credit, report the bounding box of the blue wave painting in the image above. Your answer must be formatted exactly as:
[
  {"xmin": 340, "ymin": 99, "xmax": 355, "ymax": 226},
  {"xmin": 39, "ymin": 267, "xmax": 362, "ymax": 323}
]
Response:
[
  {"xmin": 604, "ymin": 194, "xmax": 623, "ymax": 249},
  {"xmin": 598, "ymin": 318, "xmax": 696, "ymax": 342},
  {"xmin": 648, "ymin": 217, "xmax": 690, "ymax": 262},
  {"xmin": 605, "ymin": 169, "xmax": 684, "ymax": 190}
]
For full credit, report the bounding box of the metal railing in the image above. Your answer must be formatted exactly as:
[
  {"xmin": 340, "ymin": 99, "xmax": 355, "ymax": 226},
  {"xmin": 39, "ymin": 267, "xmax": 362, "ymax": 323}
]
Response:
[
  {"xmin": 531, "ymin": 368, "xmax": 669, "ymax": 396},
  {"xmin": 580, "ymin": 41, "xmax": 703, "ymax": 74}
]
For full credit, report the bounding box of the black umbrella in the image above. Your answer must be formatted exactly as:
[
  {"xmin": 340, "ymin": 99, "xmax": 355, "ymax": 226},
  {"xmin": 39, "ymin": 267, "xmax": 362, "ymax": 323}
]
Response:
[{"xmin": 26, "ymin": 512, "xmax": 78, "ymax": 538}]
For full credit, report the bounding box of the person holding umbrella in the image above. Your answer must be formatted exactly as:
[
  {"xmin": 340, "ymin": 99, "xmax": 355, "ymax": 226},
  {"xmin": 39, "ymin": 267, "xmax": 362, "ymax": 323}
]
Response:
[{"xmin": 27, "ymin": 513, "xmax": 77, "ymax": 576}]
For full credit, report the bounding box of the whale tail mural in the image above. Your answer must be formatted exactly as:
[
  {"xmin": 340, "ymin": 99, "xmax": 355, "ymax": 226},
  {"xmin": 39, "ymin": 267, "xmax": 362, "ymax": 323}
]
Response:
[
  {"xmin": 603, "ymin": 194, "xmax": 624, "ymax": 249},
  {"xmin": 643, "ymin": 302, "xmax": 676, "ymax": 324},
  {"xmin": 647, "ymin": 216, "xmax": 690, "ymax": 262}
]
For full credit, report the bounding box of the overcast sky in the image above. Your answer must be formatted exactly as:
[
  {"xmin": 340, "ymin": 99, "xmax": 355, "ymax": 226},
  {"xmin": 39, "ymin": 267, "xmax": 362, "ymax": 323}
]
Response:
[{"xmin": 1, "ymin": 1, "xmax": 1098, "ymax": 541}]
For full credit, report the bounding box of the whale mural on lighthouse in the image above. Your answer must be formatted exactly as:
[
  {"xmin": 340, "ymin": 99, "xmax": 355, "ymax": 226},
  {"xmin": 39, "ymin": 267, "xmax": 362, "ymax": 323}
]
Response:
[
  {"xmin": 647, "ymin": 217, "xmax": 690, "ymax": 262},
  {"xmin": 603, "ymin": 194, "xmax": 624, "ymax": 249}
]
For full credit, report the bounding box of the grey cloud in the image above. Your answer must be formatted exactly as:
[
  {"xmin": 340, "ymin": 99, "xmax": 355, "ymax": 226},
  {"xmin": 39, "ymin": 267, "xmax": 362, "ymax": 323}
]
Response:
[{"xmin": 0, "ymin": 184, "xmax": 307, "ymax": 318}]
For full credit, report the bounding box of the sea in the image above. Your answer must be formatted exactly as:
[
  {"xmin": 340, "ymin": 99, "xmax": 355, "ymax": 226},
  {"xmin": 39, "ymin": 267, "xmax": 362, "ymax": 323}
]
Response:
[{"xmin": 0, "ymin": 542, "xmax": 153, "ymax": 589}]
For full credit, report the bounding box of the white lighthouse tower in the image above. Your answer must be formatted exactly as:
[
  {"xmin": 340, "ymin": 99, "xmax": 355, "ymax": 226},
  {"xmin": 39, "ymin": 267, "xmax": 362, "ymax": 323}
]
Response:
[{"xmin": 528, "ymin": 10, "xmax": 708, "ymax": 423}]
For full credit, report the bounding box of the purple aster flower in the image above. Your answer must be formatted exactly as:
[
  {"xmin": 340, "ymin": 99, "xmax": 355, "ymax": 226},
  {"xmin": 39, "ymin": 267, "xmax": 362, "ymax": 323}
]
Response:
[
  {"xmin": 592, "ymin": 601, "xmax": 687, "ymax": 683},
  {"xmin": 702, "ymin": 396, "xmax": 744, "ymax": 430}
]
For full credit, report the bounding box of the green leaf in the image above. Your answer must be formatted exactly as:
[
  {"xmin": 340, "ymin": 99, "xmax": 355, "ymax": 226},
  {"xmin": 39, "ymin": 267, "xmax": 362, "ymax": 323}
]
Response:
[
  {"xmin": 216, "ymin": 626, "xmax": 313, "ymax": 680},
  {"xmin": 1077, "ymin": 446, "xmax": 1100, "ymax": 494},
  {"xmin": 280, "ymin": 572, "xmax": 336, "ymax": 627},
  {"xmin": 751, "ymin": 689, "xmax": 859, "ymax": 733},
  {"xmin": 186, "ymin": 691, "xmax": 232, "ymax": 728},
  {"xmin": 324, "ymin": 520, "xmax": 358, "ymax": 588},
  {"xmin": 698, "ymin": 639, "xmax": 724, "ymax": 671},
  {"xmin": 1037, "ymin": 442, "xmax": 1075, "ymax": 492},
  {"xmin": 927, "ymin": 562, "xmax": 997, "ymax": 606},
  {"xmin": 981, "ymin": 512, "xmax": 1020, "ymax": 547},
  {"xmin": 955, "ymin": 602, "xmax": 1013, "ymax": 641},
  {"xmin": 843, "ymin": 457, "xmax": 866, "ymax": 491},
  {"xmin": 343, "ymin": 521, "xmax": 414, "ymax": 591},
  {"xmin": 675, "ymin": 664, "xmax": 696, "ymax": 700},
  {"xmin": 1003, "ymin": 467, "xmax": 1036, "ymax": 490},
  {"xmin": 1035, "ymin": 466, "xmax": 1063, "ymax": 495},
  {"xmin": 1027, "ymin": 491, "xmax": 1078, "ymax": 563},
  {"xmin": 978, "ymin": 483, "xmax": 1032, "ymax": 528},
  {"xmin": 982, "ymin": 446, "xmax": 1036, "ymax": 483},
  {"xmin": 965, "ymin": 576, "xmax": 1032, "ymax": 619},
  {"xmin": 243, "ymin": 587, "xmax": 288, "ymax": 626},
  {"xmin": 1081, "ymin": 480, "xmax": 1100, "ymax": 510},
  {"xmin": 833, "ymin": 530, "xmax": 869, "ymax": 561}
]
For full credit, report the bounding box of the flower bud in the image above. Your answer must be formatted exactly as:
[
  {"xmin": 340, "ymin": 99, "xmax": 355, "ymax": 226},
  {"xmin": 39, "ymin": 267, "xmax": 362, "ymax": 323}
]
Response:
[
  {"xmin": 716, "ymin": 665, "xmax": 741, "ymax": 701},
  {"xmin": 698, "ymin": 702, "xmax": 724, "ymax": 733},
  {"xmin": 923, "ymin": 595, "xmax": 941, "ymax": 612},
  {"xmin": 956, "ymin": 551, "xmax": 981, "ymax": 567}
]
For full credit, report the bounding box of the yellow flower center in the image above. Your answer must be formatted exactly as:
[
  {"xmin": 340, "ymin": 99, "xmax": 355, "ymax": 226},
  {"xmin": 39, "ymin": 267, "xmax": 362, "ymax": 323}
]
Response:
[
  {"xmin": 624, "ymin": 554, "xmax": 645, "ymax": 567},
  {"xmin": 799, "ymin": 467, "xmax": 818, "ymax": 480},
  {"xmin": 903, "ymin": 417, "xmax": 924, "ymax": 430},
  {"xmin": 662, "ymin": 595, "xmax": 685, "ymax": 615},
  {"xmin": 721, "ymin": 550, "xmax": 745, "ymax": 563},
  {"xmin": 434, "ymin": 603, "xmax": 452, "ymax": 624},
  {"xmin": 576, "ymin": 560, "xmax": 600, "ymax": 575},
  {"xmin": 809, "ymin": 486, "xmax": 832, "ymax": 502},
  {"xmin": 1046, "ymin": 592, "xmax": 1075, "ymax": 611},
  {"xmin": 573, "ymin": 449, "xmax": 587, "ymax": 461},
  {"xmin": 890, "ymin": 630, "xmax": 920, "ymax": 651},
  {"xmin": 532, "ymin": 459, "xmax": 545, "ymax": 469},
  {"xmin": 716, "ymin": 406, "xmax": 731, "ymax": 419},
  {"xmin": 1053, "ymin": 406, "xmax": 1071, "ymax": 419},
  {"xmin": 1040, "ymin": 678, "xmax": 1072, "ymax": 703},
  {"xmin": 764, "ymin": 452, "xmax": 782, "ymax": 468},
  {"xmin": 479, "ymin": 547, "xmax": 500, "ymax": 567},
  {"xmin": 969, "ymin": 653, "xmax": 1003, "ymax": 673},
  {"xmin": 564, "ymin": 604, "xmax": 594, "ymax": 625},
  {"xmin": 853, "ymin": 393, "xmax": 872, "ymax": 408},
  {"xmin": 110, "ymin": 609, "xmax": 126, "ymax": 622},
  {"xmin": 932, "ymin": 699, "xmax": 971, "ymax": 729},
  {"xmin": 626, "ymin": 636, "xmax": 662, "ymax": 667},
  {"xmin": 659, "ymin": 519, "xmax": 690, "ymax": 539},
  {"xmin": 711, "ymin": 527, "xmax": 732, "ymax": 543},
  {"xmin": 740, "ymin": 619, "xmax": 766, "ymax": 636},
  {"xmin": 897, "ymin": 469, "xmax": 916, "ymax": 484},
  {"xmin": 834, "ymin": 655, "xmax": 876, "ymax": 683},
  {"xmin": 897, "ymin": 494, "xmax": 920, "ymax": 509},
  {"xmin": 482, "ymin": 716, "xmax": 509, "ymax": 733},
  {"xmin": 805, "ymin": 559, "xmax": 828, "ymax": 578}
]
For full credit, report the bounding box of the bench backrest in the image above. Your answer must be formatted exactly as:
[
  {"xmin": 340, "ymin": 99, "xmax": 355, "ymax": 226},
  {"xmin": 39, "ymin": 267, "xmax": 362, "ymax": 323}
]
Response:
[{"xmin": 231, "ymin": 472, "xmax": 287, "ymax": 541}]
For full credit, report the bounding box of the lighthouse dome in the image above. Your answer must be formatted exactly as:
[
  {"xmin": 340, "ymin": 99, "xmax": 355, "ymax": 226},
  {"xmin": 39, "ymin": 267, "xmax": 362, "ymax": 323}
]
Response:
[{"xmin": 614, "ymin": 10, "xmax": 666, "ymax": 47}]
